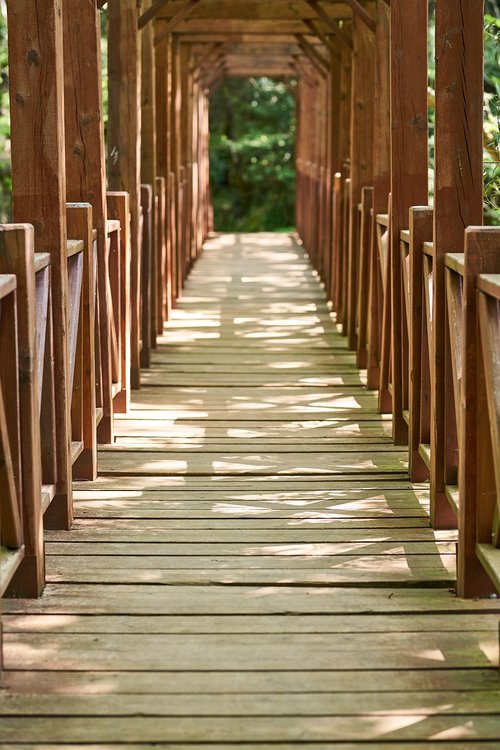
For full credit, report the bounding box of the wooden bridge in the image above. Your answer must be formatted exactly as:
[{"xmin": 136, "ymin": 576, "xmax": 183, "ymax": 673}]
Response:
[{"xmin": 0, "ymin": 0, "xmax": 500, "ymax": 746}]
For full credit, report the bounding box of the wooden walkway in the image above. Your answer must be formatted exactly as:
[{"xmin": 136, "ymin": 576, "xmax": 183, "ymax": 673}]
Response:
[{"xmin": 1, "ymin": 233, "xmax": 500, "ymax": 747}]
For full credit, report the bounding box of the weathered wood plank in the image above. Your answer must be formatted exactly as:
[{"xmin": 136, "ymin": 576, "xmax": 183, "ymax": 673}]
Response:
[{"xmin": 2, "ymin": 714, "xmax": 500, "ymax": 743}]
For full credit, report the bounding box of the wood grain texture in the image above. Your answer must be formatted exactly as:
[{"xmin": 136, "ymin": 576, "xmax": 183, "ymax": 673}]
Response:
[{"xmin": 3, "ymin": 234, "xmax": 499, "ymax": 745}]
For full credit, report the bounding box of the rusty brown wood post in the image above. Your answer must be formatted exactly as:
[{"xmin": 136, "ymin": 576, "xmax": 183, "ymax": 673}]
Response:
[
  {"xmin": 366, "ymin": 0, "xmax": 390, "ymax": 390},
  {"xmin": 66, "ymin": 204, "xmax": 97, "ymax": 481},
  {"xmin": 389, "ymin": 0, "xmax": 428, "ymax": 446},
  {"xmin": 171, "ymin": 34, "xmax": 182, "ymax": 301},
  {"xmin": 0, "ymin": 225, "xmax": 45, "ymax": 596},
  {"xmin": 107, "ymin": 192, "xmax": 131, "ymax": 415},
  {"xmin": 432, "ymin": 0, "xmax": 484, "ymax": 530},
  {"xmin": 108, "ymin": 0, "xmax": 142, "ymax": 390},
  {"xmin": 141, "ymin": 0, "xmax": 158, "ymax": 352},
  {"xmin": 63, "ymin": 0, "xmax": 111, "ymax": 451},
  {"xmin": 408, "ymin": 206, "xmax": 433, "ymax": 483},
  {"xmin": 345, "ymin": 16, "xmax": 374, "ymax": 350},
  {"xmin": 7, "ymin": 0, "xmax": 73, "ymax": 530},
  {"xmin": 155, "ymin": 36, "xmax": 173, "ymax": 324}
]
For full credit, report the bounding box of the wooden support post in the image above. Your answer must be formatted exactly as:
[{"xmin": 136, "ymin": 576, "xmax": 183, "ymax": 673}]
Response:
[
  {"xmin": 140, "ymin": 184, "xmax": 153, "ymax": 369},
  {"xmin": 107, "ymin": 193, "xmax": 131, "ymax": 414},
  {"xmin": 155, "ymin": 37, "xmax": 173, "ymax": 323},
  {"xmin": 389, "ymin": 0, "xmax": 428, "ymax": 445},
  {"xmin": 7, "ymin": 0, "xmax": 73, "ymax": 530},
  {"xmin": 108, "ymin": 0, "xmax": 142, "ymax": 390},
  {"xmin": 141, "ymin": 0, "xmax": 158, "ymax": 351},
  {"xmin": 66, "ymin": 205, "xmax": 97, "ymax": 481},
  {"xmin": 171, "ymin": 35, "xmax": 182, "ymax": 300},
  {"xmin": 345, "ymin": 16, "xmax": 374, "ymax": 349},
  {"xmin": 0, "ymin": 225, "xmax": 45, "ymax": 597},
  {"xmin": 63, "ymin": 0, "xmax": 112, "ymax": 446},
  {"xmin": 432, "ymin": 0, "xmax": 483, "ymax": 528},
  {"xmin": 156, "ymin": 176, "xmax": 167, "ymax": 335},
  {"xmin": 367, "ymin": 0, "xmax": 390, "ymax": 390},
  {"xmin": 408, "ymin": 206, "xmax": 433, "ymax": 482}
]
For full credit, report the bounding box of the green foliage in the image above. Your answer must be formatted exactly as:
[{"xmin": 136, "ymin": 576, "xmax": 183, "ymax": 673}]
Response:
[
  {"xmin": 0, "ymin": 1, "xmax": 11, "ymax": 223},
  {"xmin": 483, "ymin": 12, "xmax": 500, "ymax": 224},
  {"xmin": 427, "ymin": 4, "xmax": 500, "ymax": 224},
  {"xmin": 209, "ymin": 77, "xmax": 297, "ymax": 232}
]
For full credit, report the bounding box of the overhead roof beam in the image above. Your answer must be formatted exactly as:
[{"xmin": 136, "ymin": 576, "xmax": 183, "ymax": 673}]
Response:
[
  {"xmin": 343, "ymin": 0, "xmax": 376, "ymax": 32},
  {"xmin": 153, "ymin": 0, "xmax": 202, "ymax": 43},
  {"xmin": 307, "ymin": 1, "xmax": 352, "ymax": 51},
  {"xmin": 304, "ymin": 19, "xmax": 339, "ymax": 57},
  {"xmin": 296, "ymin": 35, "xmax": 328, "ymax": 77}
]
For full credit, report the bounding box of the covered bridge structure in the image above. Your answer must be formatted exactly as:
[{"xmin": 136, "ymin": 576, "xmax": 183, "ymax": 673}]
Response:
[{"xmin": 0, "ymin": 0, "xmax": 500, "ymax": 745}]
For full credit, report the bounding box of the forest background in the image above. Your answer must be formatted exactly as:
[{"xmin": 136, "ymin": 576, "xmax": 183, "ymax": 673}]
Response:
[{"xmin": 0, "ymin": 2, "xmax": 498, "ymax": 230}]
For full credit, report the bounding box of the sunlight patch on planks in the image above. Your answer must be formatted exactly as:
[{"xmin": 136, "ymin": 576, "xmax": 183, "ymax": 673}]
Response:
[{"xmin": 2, "ymin": 233, "xmax": 500, "ymax": 747}]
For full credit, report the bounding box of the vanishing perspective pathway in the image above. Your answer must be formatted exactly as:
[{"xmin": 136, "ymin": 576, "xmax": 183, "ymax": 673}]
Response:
[{"xmin": 1, "ymin": 234, "xmax": 500, "ymax": 746}]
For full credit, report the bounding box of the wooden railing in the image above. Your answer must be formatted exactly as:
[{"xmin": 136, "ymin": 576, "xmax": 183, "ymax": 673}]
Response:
[
  {"xmin": 0, "ymin": 225, "xmax": 44, "ymax": 599},
  {"xmin": 0, "ymin": 270, "xmax": 23, "ymax": 599},
  {"xmin": 294, "ymin": 1, "xmax": 495, "ymax": 599}
]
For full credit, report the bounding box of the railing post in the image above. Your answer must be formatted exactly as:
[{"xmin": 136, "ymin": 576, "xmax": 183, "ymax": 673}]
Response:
[
  {"xmin": 107, "ymin": 192, "xmax": 132, "ymax": 415},
  {"xmin": 408, "ymin": 207, "xmax": 433, "ymax": 483},
  {"xmin": 7, "ymin": 0, "xmax": 73, "ymax": 530},
  {"xmin": 458, "ymin": 228, "xmax": 500, "ymax": 597},
  {"xmin": 140, "ymin": 184, "xmax": 153, "ymax": 370},
  {"xmin": 0, "ymin": 225, "xmax": 44, "ymax": 597},
  {"xmin": 67, "ymin": 204, "xmax": 97, "ymax": 482},
  {"xmin": 156, "ymin": 176, "xmax": 167, "ymax": 337}
]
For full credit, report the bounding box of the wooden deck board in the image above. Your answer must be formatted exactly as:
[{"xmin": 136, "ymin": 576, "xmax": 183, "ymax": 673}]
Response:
[{"xmin": 2, "ymin": 234, "xmax": 499, "ymax": 747}]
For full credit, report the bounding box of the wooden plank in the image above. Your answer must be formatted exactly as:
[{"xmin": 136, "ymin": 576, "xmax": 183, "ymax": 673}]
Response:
[
  {"xmin": 3, "ymin": 231, "xmax": 497, "ymax": 741},
  {"xmin": 2, "ymin": 715, "xmax": 500, "ymax": 744},
  {"xmin": 5, "ymin": 689, "xmax": 500, "ymax": 717},
  {"xmin": 8, "ymin": 612, "xmax": 496, "ymax": 635},
  {"xmin": 4, "ymin": 630, "xmax": 497, "ymax": 671}
]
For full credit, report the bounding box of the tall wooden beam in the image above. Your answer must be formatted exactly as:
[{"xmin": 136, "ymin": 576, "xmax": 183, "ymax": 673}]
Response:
[
  {"xmin": 367, "ymin": 0, "xmax": 390, "ymax": 391},
  {"xmin": 307, "ymin": 1, "xmax": 352, "ymax": 52},
  {"xmin": 390, "ymin": 0, "xmax": 428, "ymax": 445},
  {"xmin": 7, "ymin": 0, "xmax": 73, "ymax": 530},
  {"xmin": 108, "ymin": 0, "xmax": 142, "ymax": 390},
  {"xmin": 345, "ymin": 15, "xmax": 374, "ymax": 349},
  {"xmin": 343, "ymin": 0, "xmax": 376, "ymax": 32},
  {"xmin": 305, "ymin": 20, "xmax": 340, "ymax": 57},
  {"xmin": 297, "ymin": 35, "xmax": 329, "ymax": 76},
  {"xmin": 431, "ymin": 2, "xmax": 485, "ymax": 567},
  {"xmin": 63, "ymin": 0, "xmax": 110, "ymax": 452},
  {"xmin": 155, "ymin": 0, "xmax": 202, "ymax": 46},
  {"xmin": 141, "ymin": 0, "xmax": 158, "ymax": 359}
]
